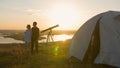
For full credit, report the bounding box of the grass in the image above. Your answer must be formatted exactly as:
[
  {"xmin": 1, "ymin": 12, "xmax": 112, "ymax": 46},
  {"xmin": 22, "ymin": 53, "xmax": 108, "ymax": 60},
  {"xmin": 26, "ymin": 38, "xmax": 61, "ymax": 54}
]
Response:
[
  {"xmin": 0, "ymin": 40, "xmax": 71, "ymax": 68},
  {"xmin": 0, "ymin": 40, "xmax": 116, "ymax": 68}
]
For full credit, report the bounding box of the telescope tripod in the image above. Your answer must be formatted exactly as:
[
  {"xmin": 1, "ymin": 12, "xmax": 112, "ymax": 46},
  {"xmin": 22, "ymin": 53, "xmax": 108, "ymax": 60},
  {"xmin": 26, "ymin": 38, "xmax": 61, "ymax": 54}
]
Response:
[{"xmin": 46, "ymin": 30, "xmax": 54, "ymax": 44}]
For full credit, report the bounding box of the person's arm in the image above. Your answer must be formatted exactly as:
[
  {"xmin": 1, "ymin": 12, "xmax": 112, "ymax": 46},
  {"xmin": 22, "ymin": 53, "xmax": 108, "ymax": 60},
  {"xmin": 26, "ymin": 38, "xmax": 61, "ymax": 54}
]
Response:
[
  {"xmin": 38, "ymin": 28, "xmax": 40, "ymax": 39},
  {"xmin": 31, "ymin": 28, "xmax": 33, "ymax": 39}
]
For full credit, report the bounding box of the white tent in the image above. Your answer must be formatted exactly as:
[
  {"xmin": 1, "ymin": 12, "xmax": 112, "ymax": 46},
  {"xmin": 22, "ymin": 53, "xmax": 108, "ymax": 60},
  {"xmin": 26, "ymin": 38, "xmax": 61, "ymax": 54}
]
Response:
[{"xmin": 68, "ymin": 11, "xmax": 120, "ymax": 67}]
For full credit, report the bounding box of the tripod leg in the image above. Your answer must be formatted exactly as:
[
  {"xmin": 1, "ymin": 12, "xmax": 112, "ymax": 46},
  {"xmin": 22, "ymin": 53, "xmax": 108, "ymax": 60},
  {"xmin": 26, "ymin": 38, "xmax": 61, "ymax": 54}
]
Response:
[
  {"xmin": 50, "ymin": 34, "xmax": 54, "ymax": 42},
  {"xmin": 47, "ymin": 33, "xmax": 50, "ymax": 44}
]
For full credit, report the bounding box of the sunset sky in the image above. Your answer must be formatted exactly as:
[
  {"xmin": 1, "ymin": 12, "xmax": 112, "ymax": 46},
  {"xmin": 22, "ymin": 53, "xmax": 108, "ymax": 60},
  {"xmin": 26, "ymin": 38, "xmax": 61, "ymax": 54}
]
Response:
[{"xmin": 0, "ymin": 0, "xmax": 120, "ymax": 30}]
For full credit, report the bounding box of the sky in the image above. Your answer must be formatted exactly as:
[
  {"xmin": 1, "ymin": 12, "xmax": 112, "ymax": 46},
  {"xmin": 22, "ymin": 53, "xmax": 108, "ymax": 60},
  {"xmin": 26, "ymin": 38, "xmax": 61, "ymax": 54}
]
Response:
[{"xmin": 0, "ymin": 0, "xmax": 120, "ymax": 30}]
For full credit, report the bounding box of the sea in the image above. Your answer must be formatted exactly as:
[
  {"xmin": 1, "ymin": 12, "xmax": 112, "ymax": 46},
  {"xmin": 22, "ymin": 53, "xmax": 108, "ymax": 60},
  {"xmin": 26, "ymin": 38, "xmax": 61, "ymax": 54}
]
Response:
[{"xmin": 0, "ymin": 30, "xmax": 74, "ymax": 44}]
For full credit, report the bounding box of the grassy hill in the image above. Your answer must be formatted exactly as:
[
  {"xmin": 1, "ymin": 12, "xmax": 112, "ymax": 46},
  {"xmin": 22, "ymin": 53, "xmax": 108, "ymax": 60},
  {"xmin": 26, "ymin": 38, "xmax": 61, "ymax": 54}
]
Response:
[{"xmin": 0, "ymin": 40, "xmax": 71, "ymax": 68}]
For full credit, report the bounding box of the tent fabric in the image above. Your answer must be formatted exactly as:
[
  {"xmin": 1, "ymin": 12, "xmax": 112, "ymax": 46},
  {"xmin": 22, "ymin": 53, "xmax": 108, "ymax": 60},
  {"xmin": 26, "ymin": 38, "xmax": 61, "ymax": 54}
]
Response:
[
  {"xmin": 95, "ymin": 11, "xmax": 120, "ymax": 67},
  {"xmin": 68, "ymin": 11, "xmax": 120, "ymax": 67},
  {"xmin": 68, "ymin": 14, "xmax": 103, "ymax": 60},
  {"xmin": 83, "ymin": 18, "xmax": 100, "ymax": 63}
]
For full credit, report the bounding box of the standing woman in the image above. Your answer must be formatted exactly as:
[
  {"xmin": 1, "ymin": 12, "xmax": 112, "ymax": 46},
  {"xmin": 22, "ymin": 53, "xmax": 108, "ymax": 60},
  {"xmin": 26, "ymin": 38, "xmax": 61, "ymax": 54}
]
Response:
[{"xmin": 24, "ymin": 24, "xmax": 31, "ymax": 54}]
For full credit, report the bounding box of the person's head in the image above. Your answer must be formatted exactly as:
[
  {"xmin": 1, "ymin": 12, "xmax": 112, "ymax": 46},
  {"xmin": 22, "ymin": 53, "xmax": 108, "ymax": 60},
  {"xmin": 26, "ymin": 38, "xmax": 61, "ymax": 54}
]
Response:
[
  {"xmin": 26, "ymin": 24, "xmax": 31, "ymax": 29},
  {"xmin": 33, "ymin": 21, "xmax": 37, "ymax": 27}
]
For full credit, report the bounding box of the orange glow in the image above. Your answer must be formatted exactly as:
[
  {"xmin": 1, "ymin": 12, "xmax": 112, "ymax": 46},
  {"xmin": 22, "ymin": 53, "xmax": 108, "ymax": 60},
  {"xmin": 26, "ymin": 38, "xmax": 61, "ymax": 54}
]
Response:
[
  {"xmin": 48, "ymin": 4, "xmax": 80, "ymax": 30},
  {"xmin": 53, "ymin": 34, "xmax": 72, "ymax": 41}
]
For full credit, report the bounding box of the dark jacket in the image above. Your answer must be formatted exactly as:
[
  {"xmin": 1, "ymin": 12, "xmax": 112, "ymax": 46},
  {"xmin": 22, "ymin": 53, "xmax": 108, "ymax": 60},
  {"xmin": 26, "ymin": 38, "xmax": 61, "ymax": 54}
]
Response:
[{"xmin": 31, "ymin": 27, "xmax": 39, "ymax": 41}]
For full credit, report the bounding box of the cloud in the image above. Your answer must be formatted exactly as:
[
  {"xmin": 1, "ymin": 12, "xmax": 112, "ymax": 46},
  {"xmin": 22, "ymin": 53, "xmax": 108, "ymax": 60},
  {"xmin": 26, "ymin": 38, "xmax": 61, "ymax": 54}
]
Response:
[
  {"xmin": 26, "ymin": 9, "xmax": 42, "ymax": 15},
  {"xmin": 25, "ymin": 8, "xmax": 50, "ymax": 21}
]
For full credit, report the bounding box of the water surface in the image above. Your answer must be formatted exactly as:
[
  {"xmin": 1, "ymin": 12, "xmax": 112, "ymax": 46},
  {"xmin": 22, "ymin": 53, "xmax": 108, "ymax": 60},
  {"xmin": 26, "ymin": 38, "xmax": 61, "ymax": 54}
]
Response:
[{"xmin": 0, "ymin": 33, "xmax": 73, "ymax": 44}]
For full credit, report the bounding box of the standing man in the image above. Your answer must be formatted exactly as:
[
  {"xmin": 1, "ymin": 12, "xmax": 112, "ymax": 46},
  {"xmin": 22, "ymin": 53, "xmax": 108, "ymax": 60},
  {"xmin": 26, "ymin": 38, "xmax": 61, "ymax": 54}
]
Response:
[{"xmin": 31, "ymin": 21, "xmax": 40, "ymax": 54}]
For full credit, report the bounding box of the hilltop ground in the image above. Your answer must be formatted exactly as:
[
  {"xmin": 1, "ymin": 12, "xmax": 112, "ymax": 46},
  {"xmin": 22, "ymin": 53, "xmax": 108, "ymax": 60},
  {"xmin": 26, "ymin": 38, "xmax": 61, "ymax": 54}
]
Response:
[
  {"xmin": 0, "ymin": 40, "xmax": 71, "ymax": 68},
  {"xmin": 0, "ymin": 40, "xmax": 116, "ymax": 68}
]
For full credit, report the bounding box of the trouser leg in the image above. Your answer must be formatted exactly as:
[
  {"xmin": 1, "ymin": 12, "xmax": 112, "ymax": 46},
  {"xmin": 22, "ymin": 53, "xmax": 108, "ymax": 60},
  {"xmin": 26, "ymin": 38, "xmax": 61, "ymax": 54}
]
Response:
[
  {"xmin": 31, "ymin": 41, "xmax": 34, "ymax": 54},
  {"xmin": 35, "ymin": 40, "xmax": 38, "ymax": 53}
]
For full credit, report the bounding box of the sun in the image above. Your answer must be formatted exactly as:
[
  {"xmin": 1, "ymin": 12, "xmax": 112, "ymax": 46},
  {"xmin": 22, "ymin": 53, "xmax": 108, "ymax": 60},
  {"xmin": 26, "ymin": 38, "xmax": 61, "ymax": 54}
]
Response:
[{"xmin": 48, "ymin": 4, "xmax": 80, "ymax": 30}]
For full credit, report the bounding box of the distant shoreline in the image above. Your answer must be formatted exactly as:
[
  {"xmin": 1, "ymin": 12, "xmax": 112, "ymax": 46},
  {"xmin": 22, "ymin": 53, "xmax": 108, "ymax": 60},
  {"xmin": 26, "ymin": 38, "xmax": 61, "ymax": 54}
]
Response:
[
  {"xmin": 0, "ymin": 39, "xmax": 71, "ymax": 52},
  {"xmin": 0, "ymin": 39, "xmax": 72, "ymax": 45},
  {"xmin": 0, "ymin": 30, "xmax": 76, "ymax": 35},
  {"xmin": 0, "ymin": 30, "xmax": 75, "ymax": 40}
]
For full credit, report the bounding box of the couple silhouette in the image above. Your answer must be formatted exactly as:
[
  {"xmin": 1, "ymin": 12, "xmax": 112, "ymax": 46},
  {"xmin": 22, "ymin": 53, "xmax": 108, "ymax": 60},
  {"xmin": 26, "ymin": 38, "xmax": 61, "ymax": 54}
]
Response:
[{"xmin": 24, "ymin": 22, "xmax": 40, "ymax": 54}]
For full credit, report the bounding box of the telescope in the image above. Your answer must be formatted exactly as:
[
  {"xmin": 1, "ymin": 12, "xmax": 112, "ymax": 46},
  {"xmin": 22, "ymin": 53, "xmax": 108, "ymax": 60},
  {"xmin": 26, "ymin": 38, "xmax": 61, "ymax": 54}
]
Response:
[
  {"xmin": 40, "ymin": 24, "xmax": 59, "ymax": 44},
  {"xmin": 41, "ymin": 24, "xmax": 59, "ymax": 33}
]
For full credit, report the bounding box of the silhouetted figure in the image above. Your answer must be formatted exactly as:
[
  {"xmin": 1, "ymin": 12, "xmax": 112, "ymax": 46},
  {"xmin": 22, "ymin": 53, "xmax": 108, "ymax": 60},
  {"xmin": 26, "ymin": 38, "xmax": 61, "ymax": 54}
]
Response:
[
  {"xmin": 24, "ymin": 24, "xmax": 31, "ymax": 54},
  {"xmin": 31, "ymin": 22, "xmax": 39, "ymax": 54},
  {"xmin": 24, "ymin": 25, "xmax": 31, "ymax": 43}
]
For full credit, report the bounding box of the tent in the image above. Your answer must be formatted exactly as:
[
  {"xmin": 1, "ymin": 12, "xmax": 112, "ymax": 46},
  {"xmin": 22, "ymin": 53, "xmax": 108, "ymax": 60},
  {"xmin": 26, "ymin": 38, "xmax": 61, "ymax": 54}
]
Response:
[{"xmin": 68, "ymin": 11, "xmax": 120, "ymax": 68}]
